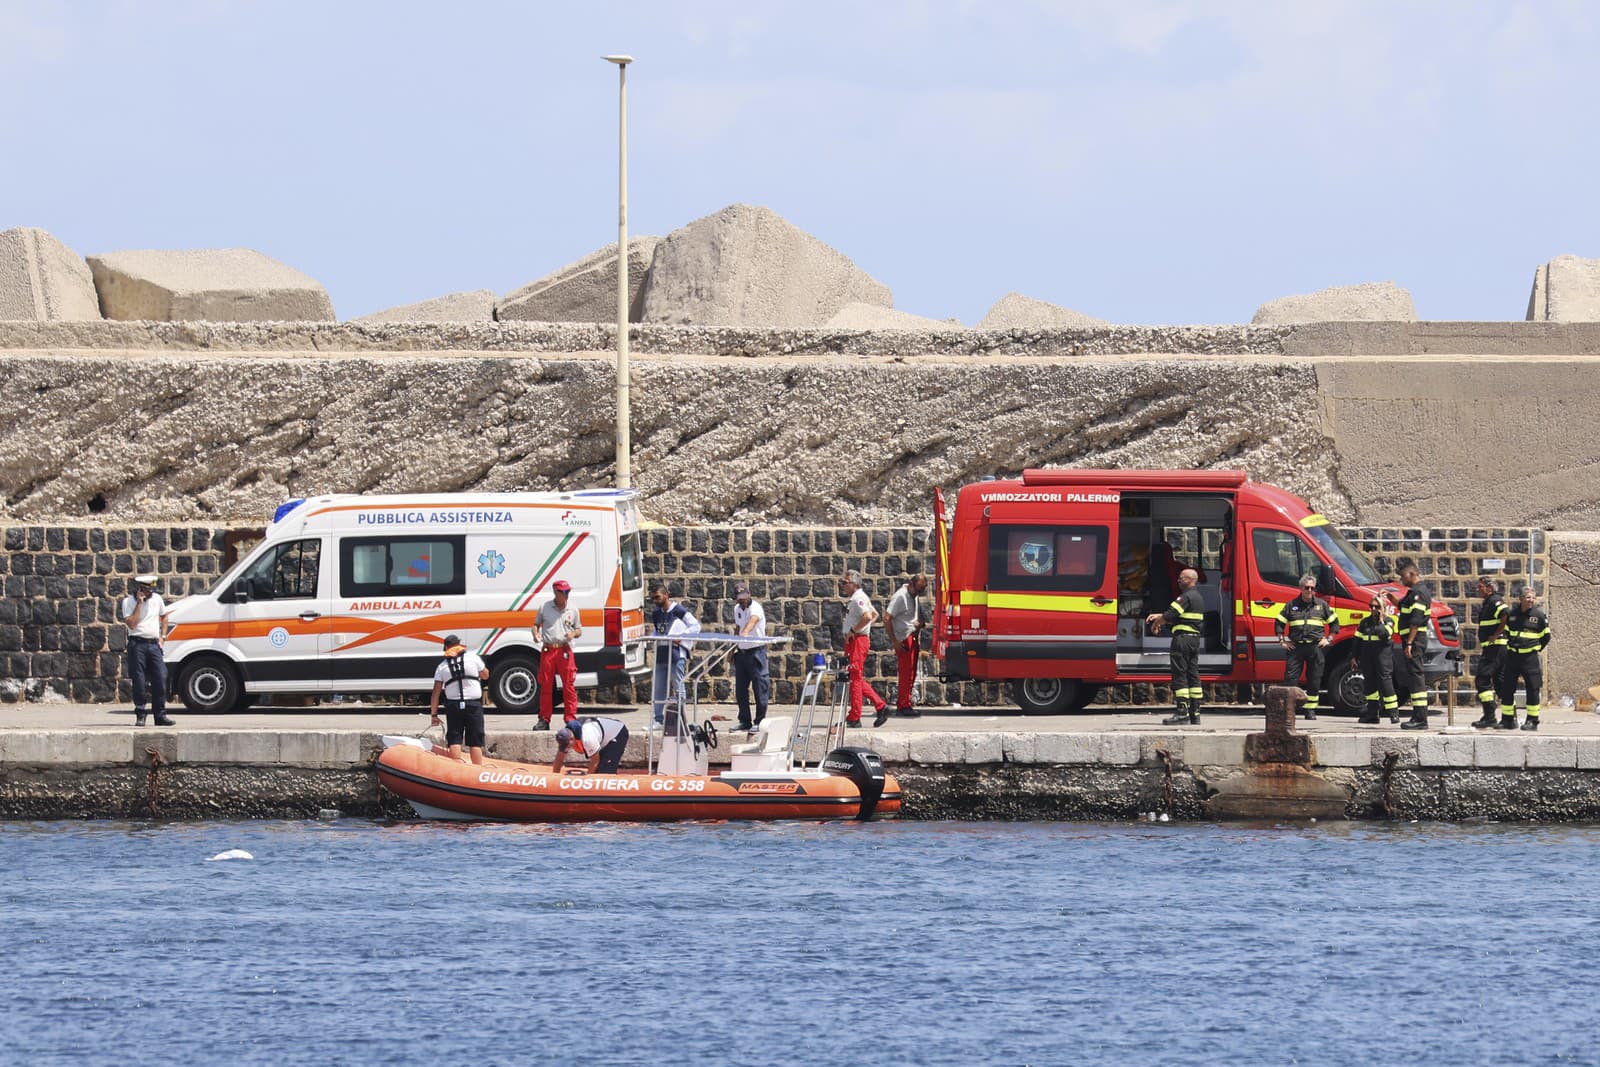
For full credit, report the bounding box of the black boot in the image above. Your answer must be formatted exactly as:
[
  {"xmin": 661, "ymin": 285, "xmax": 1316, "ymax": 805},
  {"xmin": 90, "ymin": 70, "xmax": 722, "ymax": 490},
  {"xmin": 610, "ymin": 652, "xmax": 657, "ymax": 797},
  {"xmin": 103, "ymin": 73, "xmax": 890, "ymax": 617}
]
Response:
[
  {"xmin": 135, "ymin": 712, "xmax": 147, "ymax": 727},
  {"xmin": 1520, "ymin": 717, "xmax": 1539, "ymax": 732},
  {"xmin": 1187, "ymin": 699, "xmax": 1201, "ymax": 725},
  {"xmin": 532, "ymin": 718, "xmax": 551, "ymax": 732},
  {"xmin": 1162, "ymin": 708, "xmax": 1191, "ymax": 725},
  {"xmin": 1357, "ymin": 704, "xmax": 1380, "ymax": 724},
  {"xmin": 152, "ymin": 712, "xmax": 176, "ymax": 726},
  {"xmin": 1496, "ymin": 714, "xmax": 1518, "ymax": 730},
  {"xmin": 1401, "ymin": 715, "xmax": 1428, "ymax": 730},
  {"xmin": 1471, "ymin": 707, "xmax": 1498, "ymax": 729}
]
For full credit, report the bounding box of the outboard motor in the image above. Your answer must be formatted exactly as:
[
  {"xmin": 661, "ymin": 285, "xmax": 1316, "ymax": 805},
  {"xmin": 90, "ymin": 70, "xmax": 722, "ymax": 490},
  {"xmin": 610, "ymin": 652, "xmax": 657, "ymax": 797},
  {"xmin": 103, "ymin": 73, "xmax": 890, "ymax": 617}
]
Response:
[{"xmin": 822, "ymin": 746, "xmax": 887, "ymax": 821}]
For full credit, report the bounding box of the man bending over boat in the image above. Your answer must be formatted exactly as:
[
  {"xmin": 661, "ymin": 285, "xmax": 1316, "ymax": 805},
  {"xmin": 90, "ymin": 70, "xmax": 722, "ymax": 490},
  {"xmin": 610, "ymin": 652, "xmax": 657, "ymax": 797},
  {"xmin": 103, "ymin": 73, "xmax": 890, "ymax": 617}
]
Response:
[
  {"xmin": 552, "ymin": 716, "xmax": 630, "ymax": 775},
  {"xmin": 430, "ymin": 634, "xmax": 490, "ymax": 764}
]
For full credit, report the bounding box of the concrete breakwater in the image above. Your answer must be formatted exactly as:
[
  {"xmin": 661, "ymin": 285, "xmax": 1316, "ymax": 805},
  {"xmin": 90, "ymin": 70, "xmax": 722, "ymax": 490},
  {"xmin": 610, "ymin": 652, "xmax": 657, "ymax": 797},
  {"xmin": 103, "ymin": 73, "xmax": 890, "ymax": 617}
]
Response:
[{"xmin": 4, "ymin": 720, "xmax": 1600, "ymax": 822}]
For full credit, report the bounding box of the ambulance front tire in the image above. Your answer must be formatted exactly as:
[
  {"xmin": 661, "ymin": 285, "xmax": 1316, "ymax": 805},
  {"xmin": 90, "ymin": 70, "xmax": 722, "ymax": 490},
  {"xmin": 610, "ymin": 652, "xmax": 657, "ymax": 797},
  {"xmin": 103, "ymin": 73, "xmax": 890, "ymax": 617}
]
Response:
[
  {"xmin": 1012, "ymin": 678, "xmax": 1076, "ymax": 715},
  {"xmin": 489, "ymin": 653, "xmax": 541, "ymax": 714},
  {"xmin": 1323, "ymin": 659, "xmax": 1366, "ymax": 717},
  {"xmin": 176, "ymin": 656, "xmax": 241, "ymax": 714}
]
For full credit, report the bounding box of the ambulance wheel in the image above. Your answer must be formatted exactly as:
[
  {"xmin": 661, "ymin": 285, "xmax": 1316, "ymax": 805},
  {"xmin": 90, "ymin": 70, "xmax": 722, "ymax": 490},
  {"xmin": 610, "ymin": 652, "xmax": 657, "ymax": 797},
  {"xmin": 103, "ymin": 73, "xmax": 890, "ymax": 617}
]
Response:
[
  {"xmin": 1324, "ymin": 660, "xmax": 1366, "ymax": 717},
  {"xmin": 489, "ymin": 653, "xmax": 540, "ymax": 713},
  {"xmin": 177, "ymin": 656, "xmax": 241, "ymax": 714},
  {"xmin": 1012, "ymin": 678, "xmax": 1075, "ymax": 715}
]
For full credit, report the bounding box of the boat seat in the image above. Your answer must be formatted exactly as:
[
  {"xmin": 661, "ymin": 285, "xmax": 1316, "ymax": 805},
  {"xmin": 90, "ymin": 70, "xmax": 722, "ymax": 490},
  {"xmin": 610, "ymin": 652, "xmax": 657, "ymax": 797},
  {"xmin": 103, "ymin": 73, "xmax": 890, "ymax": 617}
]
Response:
[
  {"xmin": 729, "ymin": 716, "xmax": 793, "ymax": 756},
  {"xmin": 728, "ymin": 716, "xmax": 794, "ymax": 773}
]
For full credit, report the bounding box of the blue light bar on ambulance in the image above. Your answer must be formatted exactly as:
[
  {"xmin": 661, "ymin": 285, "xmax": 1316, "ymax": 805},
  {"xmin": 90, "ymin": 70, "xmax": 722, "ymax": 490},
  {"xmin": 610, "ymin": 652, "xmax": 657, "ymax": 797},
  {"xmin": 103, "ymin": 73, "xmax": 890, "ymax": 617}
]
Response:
[{"xmin": 272, "ymin": 498, "xmax": 306, "ymax": 523}]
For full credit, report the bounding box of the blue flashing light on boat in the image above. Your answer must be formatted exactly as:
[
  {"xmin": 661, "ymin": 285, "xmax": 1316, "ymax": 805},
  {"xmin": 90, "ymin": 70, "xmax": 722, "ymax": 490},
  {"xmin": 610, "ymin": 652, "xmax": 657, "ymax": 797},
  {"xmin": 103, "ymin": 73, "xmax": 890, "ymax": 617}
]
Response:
[{"xmin": 272, "ymin": 498, "xmax": 306, "ymax": 523}]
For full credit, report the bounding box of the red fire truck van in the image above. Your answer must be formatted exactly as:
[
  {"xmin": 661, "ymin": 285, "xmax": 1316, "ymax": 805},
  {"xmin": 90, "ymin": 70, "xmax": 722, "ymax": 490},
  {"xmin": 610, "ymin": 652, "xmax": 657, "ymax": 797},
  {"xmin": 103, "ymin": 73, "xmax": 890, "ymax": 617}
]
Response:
[{"xmin": 932, "ymin": 469, "xmax": 1459, "ymax": 715}]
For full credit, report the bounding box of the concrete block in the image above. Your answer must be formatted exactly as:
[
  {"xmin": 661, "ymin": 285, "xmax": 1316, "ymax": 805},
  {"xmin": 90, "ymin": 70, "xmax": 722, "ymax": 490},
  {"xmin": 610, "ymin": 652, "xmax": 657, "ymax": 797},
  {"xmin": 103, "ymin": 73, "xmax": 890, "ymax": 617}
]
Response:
[
  {"xmin": 1140, "ymin": 734, "xmax": 1186, "ymax": 765},
  {"xmin": 640, "ymin": 204, "xmax": 891, "ymax": 328},
  {"xmin": 1033, "ymin": 732, "xmax": 1102, "ymax": 764},
  {"xmin": 1369, "ymin": 735, "xmax": 1420, "ymax": 767},
  {"xmin": 964, "ymin": 733, "xmax": 1004, "ymax": 764},
  {"xmin": 1547, "ymin": 531, "xmax": 1600, "ymax": 701},
  {"xmin": 498, "ymin": 238, "xmax": 659, "ymax": 323},
  {"xmin": 1527, "ymin": 255, "xmax": 1600, "ymax": 322},
  {"xmin": 1524, "ymin": 736, "xmax": 1577, "ymax": 769},
  {"xmin": 1180, "ymin": 734, "xmax": 1246, "ymax": 767},
  {"xmin": 869, "ymin": 735, "xmax": 910, "ymax": 763},
  {"xmin": 1099, "ymin": 733, "xmax": 1142, "ymax": 766},
  {"xmin": 1473, "ymin": 734, "xmax": 1526, "ymax": 769},
  {"xmin": 1252, "ymin": 281, "xmax": 1417, "ymax": 324},
  {"xmin": 1577, "ymin": 738, "xmax": 1600, "ymax": 770},
  {"xmin": 1000, "ymin": 732, "xmax": 1036, "ymax": 763},
  {"xmin": 0, "ymin": 228, "xmax": 102, "ymax": 321},
  {"xmin": 87, "ymin": 248, "xmax": 335, "ymax": 322},
  {"xmin": 354, "ymin": 290, "xmax": 495, "ymax": 324},
  {"xmin": 48, "ymin": 730, "xmax": 132, "ymax": 764},
  {"xmin": 825, "ymin": 303, "xmax": 965, "ymax": 332},
  {"xmin": 0, "ymin": 730, "xmax": 47, "ymax": 762},
  {"xmin": 907, "ymin": 732, "xmax": 966, "ymax": 764},
  {"xmin": 1312, "ymin": 733, "xmax": 1371, "ymax": 768},
  {"xmin": 977, "ymin": 292, "xmax": 1108, "ymax": 329},
  {"xmin": 278, "ymin": 730, "xmax": 360, "ymax": 766},
  {"xmin": 1416, "ymin": 734, "xmax": 1475, "ymax": 768},
  {"xmin": 175, "ymin": 730, "xmax": 280, "ymax": 764}
]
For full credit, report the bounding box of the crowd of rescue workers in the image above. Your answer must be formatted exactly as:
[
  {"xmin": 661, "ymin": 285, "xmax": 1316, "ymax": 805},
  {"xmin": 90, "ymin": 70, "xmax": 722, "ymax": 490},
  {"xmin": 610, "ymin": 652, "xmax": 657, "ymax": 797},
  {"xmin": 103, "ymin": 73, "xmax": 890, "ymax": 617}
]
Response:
[{"xmin": 116, "ymin": 556, "xmax": 1550, "ymax": 762}]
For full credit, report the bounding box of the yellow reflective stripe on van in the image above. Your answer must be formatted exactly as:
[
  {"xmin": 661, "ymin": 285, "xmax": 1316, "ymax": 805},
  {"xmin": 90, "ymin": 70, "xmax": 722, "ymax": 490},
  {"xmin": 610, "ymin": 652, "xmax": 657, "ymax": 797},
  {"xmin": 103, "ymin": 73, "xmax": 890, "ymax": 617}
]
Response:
[
  {"xmin": 958, "ymin": 590, "xmax": 1115, "ymax": 614},
  {"xmin": 1300, "ymin": 514, "xmax": 1330, "ymax": 527}
]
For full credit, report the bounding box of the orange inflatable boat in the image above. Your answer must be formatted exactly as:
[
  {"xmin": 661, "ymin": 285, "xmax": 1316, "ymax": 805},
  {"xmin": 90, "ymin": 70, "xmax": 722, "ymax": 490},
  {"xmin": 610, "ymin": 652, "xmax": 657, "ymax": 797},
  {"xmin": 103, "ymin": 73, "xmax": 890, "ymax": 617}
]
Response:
[{"xmin": 376, "ymin": 729, "xmax": 902, "ymax": 823}]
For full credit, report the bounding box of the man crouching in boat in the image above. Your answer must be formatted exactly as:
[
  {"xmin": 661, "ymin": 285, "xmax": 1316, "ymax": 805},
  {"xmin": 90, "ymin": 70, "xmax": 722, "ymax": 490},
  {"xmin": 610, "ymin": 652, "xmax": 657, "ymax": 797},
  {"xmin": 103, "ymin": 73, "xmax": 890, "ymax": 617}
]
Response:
[
  {"xmin": 430, "ymin": 634, "xmax": 490, "ymax": 764},
  {"xmin": 551, "ymin": 717, "xmax": 630, "ymax": 775}
]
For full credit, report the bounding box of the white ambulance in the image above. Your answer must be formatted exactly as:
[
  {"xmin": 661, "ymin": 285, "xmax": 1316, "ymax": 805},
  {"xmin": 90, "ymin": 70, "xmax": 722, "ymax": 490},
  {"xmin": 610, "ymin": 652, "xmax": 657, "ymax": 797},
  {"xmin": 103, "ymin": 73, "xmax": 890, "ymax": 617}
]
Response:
[{"xmin": 162, "ymin": 490, "xmax": 650, "ymax": 713}]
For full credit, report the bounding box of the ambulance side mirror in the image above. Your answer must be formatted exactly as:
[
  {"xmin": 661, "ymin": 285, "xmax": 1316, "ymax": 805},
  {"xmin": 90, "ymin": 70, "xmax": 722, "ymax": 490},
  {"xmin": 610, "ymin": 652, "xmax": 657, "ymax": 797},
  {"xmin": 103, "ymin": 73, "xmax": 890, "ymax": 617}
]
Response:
[{"xmin": 231, "ymin": 584, "xmax": 250, "ymax": 605}]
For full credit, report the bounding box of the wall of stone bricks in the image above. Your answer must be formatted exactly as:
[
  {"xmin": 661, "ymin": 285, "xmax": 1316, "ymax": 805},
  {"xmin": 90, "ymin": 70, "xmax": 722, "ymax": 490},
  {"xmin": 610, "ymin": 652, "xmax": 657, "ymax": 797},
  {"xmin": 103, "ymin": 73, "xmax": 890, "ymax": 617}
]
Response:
[{"xmin": 0, "ymin": 523, "xmax": 1550, "ymax": 707}]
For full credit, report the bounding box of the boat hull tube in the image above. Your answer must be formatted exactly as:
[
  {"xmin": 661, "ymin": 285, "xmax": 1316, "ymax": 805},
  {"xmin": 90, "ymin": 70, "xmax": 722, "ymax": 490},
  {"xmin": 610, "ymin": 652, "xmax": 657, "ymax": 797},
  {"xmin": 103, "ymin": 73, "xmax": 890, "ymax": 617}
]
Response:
[{"xmin": 376, "ymin": 740, "xmax": 902, "ymax": 823}]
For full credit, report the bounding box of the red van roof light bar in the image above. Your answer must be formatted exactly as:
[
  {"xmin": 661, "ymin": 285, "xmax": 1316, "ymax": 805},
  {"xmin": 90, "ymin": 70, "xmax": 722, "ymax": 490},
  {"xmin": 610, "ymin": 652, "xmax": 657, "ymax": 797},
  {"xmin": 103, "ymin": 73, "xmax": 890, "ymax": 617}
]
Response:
[{"xmin": 1022, "ymin": 468, "xmax": 1248, "ymax": 489}]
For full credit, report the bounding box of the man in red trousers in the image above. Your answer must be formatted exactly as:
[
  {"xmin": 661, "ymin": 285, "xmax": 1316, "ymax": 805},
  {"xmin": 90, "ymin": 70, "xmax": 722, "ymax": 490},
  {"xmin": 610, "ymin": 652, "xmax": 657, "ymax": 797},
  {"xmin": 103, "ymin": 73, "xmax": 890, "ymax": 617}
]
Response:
[{"xmin": 532, "ymin": 578, "xmax": 582, "ymax": 730}]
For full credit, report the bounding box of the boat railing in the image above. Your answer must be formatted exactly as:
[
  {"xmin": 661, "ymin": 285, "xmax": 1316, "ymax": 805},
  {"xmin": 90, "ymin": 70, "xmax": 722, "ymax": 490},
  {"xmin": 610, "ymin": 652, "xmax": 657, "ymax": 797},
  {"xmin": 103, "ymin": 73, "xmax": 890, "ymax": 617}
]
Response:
[
  {"xmin": 793, "ymin": 653, "xmax": 852, "ymax": 770},
  {"xmin": 639, "ymin": 633, "xmax": 790, "ymax": 775}
]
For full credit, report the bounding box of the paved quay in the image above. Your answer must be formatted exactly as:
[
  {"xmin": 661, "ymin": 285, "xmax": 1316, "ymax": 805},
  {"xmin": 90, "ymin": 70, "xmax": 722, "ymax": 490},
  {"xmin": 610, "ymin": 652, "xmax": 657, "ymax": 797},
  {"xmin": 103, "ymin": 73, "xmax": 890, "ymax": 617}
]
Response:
[{"xmin": 4, "ymin": 700, "xmax": 1600, "ymax": 822}]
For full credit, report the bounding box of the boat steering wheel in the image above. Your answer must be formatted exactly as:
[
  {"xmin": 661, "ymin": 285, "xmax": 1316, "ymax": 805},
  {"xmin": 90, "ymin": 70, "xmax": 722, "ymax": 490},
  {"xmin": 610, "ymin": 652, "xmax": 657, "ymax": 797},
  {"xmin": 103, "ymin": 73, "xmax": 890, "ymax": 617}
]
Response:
[{"xmin": 700, "ymin": 722, "xmax": 719, "ymax": 750}]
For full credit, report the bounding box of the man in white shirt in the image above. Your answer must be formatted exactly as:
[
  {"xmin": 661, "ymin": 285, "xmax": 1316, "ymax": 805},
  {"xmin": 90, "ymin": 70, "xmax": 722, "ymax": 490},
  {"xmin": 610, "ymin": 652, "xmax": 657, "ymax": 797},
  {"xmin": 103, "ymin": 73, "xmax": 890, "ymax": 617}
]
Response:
[
  {"xmin": 731, "ymin": 583, "xmax": 770, "ymax": 732},
  {"xmin": 552, "ymin": 715, "xmax": 630, "ymax": 774},
  {"xmin": 120, "ymin": 574, "xmax": 175, "ymax": 727},
  {"xmin": 885, "ymin": 573, "xmax": 928, "ymax": 718},
  {"xmin": 430, "ymin": 633, "xmax": 490, "ymax": 764},
  {"xmin": 840, "ymin": 570, "xmax": 890, "ymax": 728},
  {"xmin": 532, "ymin": 578, "xmax": 583, "ymax": 731}
]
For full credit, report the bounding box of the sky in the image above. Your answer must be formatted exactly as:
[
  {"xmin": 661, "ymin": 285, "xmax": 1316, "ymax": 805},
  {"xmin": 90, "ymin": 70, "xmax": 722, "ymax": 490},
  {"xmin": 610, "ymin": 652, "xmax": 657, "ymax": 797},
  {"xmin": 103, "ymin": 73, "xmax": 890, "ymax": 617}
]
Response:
[{"xmin": 3, "ymin": 0, "xmax": 1597, "ymax": 324}]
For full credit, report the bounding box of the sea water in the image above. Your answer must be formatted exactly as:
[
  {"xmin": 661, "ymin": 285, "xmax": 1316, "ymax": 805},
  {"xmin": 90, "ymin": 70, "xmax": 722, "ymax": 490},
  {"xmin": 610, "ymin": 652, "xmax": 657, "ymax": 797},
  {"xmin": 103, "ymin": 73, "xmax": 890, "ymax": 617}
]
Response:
[{"xmin": 3, "ymin": 820, "xmax": 1598, "ymax": 1066}]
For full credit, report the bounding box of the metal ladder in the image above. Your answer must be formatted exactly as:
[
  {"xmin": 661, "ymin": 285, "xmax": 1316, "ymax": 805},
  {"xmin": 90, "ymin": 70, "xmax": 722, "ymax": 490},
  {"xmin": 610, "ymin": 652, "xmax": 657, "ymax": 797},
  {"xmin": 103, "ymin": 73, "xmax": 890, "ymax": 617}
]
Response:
[{"xmin": 794, "ymin": 654, "xmax": 852, "ymax": 769}]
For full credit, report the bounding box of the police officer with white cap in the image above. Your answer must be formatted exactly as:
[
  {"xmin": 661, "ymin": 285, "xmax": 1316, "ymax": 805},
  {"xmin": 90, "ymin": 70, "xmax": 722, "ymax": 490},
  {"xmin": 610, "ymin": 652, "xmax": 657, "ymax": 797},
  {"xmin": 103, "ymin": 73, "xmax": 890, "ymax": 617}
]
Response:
[{"xmin": 120, "ymin": 574, "xmax": 175, "ymax": 726}]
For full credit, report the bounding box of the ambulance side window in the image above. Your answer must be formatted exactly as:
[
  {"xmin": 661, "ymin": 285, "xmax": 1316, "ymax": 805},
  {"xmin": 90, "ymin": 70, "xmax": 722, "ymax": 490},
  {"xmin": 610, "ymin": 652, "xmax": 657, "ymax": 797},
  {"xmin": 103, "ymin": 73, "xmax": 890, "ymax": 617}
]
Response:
[
  {"xmin": 1251, "ymin": 529, "xmax": 1319, "ymax": 589},
  {"xmin": 619, "ymin": 532, "xmax": 643, "ymax": 592},
  {"xmin": 988, "ymin": 525, "xmax": 1109, "ymax": 593},
  {"xmin": 235, "ymin": 539, "xmax": 320, "ymax": 601},
  {"xmin": 340, "ymin": 536, "xmax": 466, "ymax": 598}
]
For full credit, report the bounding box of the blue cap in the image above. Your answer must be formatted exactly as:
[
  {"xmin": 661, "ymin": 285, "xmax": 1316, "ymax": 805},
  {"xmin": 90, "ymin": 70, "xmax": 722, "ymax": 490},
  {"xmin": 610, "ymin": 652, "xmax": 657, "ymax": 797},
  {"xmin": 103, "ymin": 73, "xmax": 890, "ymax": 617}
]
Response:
[{"xmin": 811, "ymin": 652, "xmax": 826, "ymax": 668}]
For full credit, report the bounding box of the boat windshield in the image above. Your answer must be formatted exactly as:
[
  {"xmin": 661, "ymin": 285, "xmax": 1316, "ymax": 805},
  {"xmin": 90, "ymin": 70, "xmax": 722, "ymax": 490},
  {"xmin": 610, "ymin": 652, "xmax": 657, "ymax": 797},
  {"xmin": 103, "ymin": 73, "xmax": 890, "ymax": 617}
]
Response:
[{"xmin": 1305, "ymin": 524, "xmax": 1385, "ymax": 586}]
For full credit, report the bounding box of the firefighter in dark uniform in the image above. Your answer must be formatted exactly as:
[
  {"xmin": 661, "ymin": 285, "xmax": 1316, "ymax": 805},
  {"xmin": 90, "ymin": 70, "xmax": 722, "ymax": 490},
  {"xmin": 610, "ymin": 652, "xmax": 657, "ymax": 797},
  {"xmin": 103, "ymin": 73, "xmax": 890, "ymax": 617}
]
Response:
[
  {"xmin": 1496, "ymin": 587, "xmax": 1552, "ymax": 731},
  {"xmin": 1275, "ymin": 574, "xmax": 1340, "ymax": 719},
  {"xmin": 1354, "ymin": 594, "xmax": 1399, "ymax": 724},
  {"xmin": 1146, "ymin": 567, "xmax": 1205, "ymax": 725},
  {"xmin": 1470, "ymin": 574, "xmax": 1510, "ymax": 729},
  {"xmin": 1385, "ymin": 561, "xmax": 1433, "ymax": 730}
]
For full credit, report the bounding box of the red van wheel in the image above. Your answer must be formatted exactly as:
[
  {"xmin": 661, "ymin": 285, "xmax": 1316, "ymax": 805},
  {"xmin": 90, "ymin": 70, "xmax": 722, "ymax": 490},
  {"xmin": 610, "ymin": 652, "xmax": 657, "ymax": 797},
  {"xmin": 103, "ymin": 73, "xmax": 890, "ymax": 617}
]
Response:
[{"xmin": 1012, "ymin": 678, "xmax": 1077, "ymax": 715}]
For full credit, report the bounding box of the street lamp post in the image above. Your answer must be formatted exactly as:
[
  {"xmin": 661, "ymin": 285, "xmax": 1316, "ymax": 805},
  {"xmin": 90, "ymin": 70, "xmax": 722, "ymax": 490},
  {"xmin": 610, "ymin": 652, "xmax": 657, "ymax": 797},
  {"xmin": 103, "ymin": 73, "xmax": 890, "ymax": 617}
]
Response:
[{"xmin": 603, "ymin": 54, "xmax": 633, "ymax": 489}]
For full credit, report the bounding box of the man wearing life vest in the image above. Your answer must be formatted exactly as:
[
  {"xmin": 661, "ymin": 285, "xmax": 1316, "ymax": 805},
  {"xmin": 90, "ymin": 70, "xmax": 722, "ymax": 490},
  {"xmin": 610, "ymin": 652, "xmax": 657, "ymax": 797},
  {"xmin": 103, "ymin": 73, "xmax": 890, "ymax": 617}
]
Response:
[
  {"xmin": 1385, "ymin": 561, "xmax": 1433, "ymax": 731},
  {"xmin": 1354, "ymin": 595, "xmax": 1399, "ymax": 724},
  {"xmin": 1145, "ymin": 567, "xmax": 1204, "ymax": 725},
  {"xmin": 532, "ymin": 579, "xmax": 582, "ymax": 731},
  {"xmin": 1275, "ymin": 574, "xmax": 1341, "ymax": 720},
  {"xmin": 1496, "ymin": 587, "xmax": 1552, "ymax": 731},
  {"xmin": 1470, "ymin": 574, "xmax": 1510, "ymax": 730},
  {"xmin": 552, "ymin": 716, "xmax": 630, "ymax": 774},
  {"xmin": 429, "ymin": 633, "xmax": 490, "ymax": 764}
]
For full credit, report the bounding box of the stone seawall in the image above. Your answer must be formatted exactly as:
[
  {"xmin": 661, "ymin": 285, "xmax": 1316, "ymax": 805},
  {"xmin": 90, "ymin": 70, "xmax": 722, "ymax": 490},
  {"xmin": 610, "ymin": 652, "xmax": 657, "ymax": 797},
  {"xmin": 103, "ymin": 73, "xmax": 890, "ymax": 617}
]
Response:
[
  {"xmin": 3, "ymin": 727, "xmax": 1598, "ymax": 822},
  {"xmin": 0, "ymin": 522, "xmax": 1561, "ymax": 704}
]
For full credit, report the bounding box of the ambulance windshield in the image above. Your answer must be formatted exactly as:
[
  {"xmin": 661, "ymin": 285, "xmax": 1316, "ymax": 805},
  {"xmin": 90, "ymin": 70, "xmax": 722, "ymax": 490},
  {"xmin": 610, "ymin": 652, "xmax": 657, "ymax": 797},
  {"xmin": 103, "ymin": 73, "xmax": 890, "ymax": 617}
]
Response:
[{"xmin": 1304, "ymin": 525, "xmax": 1384, "ymax": 586}]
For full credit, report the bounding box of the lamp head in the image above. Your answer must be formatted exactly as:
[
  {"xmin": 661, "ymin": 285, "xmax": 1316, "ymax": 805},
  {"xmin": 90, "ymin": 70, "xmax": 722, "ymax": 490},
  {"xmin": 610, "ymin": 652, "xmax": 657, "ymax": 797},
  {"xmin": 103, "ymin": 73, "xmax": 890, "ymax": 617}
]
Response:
[{"xmin": 603, "ymin": 54, "xmax": 634, "ymax": 66}]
